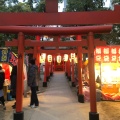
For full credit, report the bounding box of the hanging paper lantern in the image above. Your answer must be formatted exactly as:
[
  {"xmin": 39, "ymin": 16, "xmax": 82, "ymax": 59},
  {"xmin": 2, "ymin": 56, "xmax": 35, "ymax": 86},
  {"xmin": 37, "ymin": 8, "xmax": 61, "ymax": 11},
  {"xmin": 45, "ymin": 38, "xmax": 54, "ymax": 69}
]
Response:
[
  {"xmin": 48, "ymin": 55, "xmax": 52, "ymax": 62},
  {"xmin": 40, "ymin": 53, "xmax": 46, "ymax": 63},
  {"xmin": 74, "ymin": 57, "xmax": 78, "ymax": 63},
  {"xmin": 57, "ymin": 55, "xmax": 61, "ymax": 63},
  {"xmin": 71, "ymin": 53, "xmax": 75, "ymax": 59},
  {"xmin": 63, "ymin": 54, "xmax": 68, "ymax": 62}
]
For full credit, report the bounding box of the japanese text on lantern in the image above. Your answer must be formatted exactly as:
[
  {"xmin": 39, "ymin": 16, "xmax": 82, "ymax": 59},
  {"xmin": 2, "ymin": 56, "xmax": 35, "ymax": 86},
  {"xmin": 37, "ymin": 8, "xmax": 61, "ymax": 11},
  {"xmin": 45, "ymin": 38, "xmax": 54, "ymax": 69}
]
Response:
[
  {"xmin": 94, "ymin": 47, "xmax": 102, "ymax": 62},
  {"xmin": 110, "ymin": 47, "xmax": 117, "ymax": 62},
  {"xmin": 1, "ymin": 49, "xmax": 8, "ymax": 62},
  {"xmin": 118, "ymin": 48, "xmax": 120, "ymax": 63},
  {"xmin": 94, "ymin": 46, "xmax": 120, "ymax": 63},
  {"xmin": 9, "ymin": 52, "xmax": 18, "ymax": 66},
  {"xmin": 102, "ymin": 47, "xmax": 110, "ymax": 63}
]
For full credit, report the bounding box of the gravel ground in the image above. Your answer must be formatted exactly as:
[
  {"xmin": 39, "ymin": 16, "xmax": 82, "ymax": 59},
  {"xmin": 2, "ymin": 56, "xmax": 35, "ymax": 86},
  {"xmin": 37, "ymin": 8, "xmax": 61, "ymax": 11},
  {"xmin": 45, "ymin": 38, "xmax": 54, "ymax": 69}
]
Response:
[{"xmin": 97, "ymin": 101, "xmax": 120, "ymax": 120}]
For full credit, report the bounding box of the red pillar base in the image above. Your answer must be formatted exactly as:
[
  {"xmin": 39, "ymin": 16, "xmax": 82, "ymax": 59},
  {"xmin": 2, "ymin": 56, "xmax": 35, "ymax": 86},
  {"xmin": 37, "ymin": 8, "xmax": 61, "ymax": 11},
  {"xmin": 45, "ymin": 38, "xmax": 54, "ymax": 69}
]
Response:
[
  {"xmin": 43, "ymin": 82, "xmax": 47, "ymax": 87},
  {"xmin": 78, "ymin": 94, "xmax": 84, "ymax": 103},
  {"xmin": 71, "ymin": 82, "xmax": 76, "ymax": 87},
  {"xmin": 46, "ymin": 76, "xmax": 50, "ymax": 82},
  {"xmin": 89, "ymin": 112, "xmax": 99, "ymax": 120},
  {"xmin": 67, "ymin": 76, "xmax": 71, "ymax": 81},
  {"xmin": 14, "ymin": 111, "xmax": 24, "ymax": 120},
  {"xmin": 50, "ymin": 72, "xmax": 53, "ymax": 76},
  {"xmin": 65, "ymin": 72, "xmax": 68, "ymax": 76}
]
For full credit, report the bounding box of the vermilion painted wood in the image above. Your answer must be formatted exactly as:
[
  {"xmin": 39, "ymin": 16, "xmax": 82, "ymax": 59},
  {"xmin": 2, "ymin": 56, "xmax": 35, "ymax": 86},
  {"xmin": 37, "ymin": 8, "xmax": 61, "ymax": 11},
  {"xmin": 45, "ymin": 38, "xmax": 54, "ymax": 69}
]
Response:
[
  {"xmin": 77, "ymin": 35, "xmax": 83, "ymax": 96},
  {"xmin": 46, "ymin": 0, "xmax": 58, "ymax": 13},
  {"xmin": 77, "ymin": 47, "xmax": 83, "ymax": 95},
  {"xmin": 0, "ymin": 5, "xmax": 119, "ymax": 25},
  {"xmin": 88, "ymin": 32, "xmax": 97, "ymax": 113},
  {"xmin": 25, "ymin": 49, "xmax": 78, "ymax": 54},
  {"xmin": 0, "ymin": 25, "xmax": 112, "ymax": 35},
  {"xmin": 16, "ymin": 32, "xmax": 24, "ymax": 112},
  {"xmin": 5, "ymin": 39, "xmax": 106, "ymax": 48}
]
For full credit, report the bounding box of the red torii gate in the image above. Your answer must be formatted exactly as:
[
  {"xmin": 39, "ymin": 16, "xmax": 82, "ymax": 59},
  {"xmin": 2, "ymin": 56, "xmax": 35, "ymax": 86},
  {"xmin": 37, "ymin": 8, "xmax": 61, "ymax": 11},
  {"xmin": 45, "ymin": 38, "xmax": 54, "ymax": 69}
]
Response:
[
  {"xmin": 4, "ymin": 25, "xmax": 112, "ymax": 120},
  {"xmin": 0, "ymin": 0, "xmax": 119, "ymax": 119}
]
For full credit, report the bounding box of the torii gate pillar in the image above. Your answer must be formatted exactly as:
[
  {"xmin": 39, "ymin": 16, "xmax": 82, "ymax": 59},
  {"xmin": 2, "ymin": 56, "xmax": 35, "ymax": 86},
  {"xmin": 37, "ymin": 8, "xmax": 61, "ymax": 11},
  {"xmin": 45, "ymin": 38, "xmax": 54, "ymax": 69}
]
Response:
[
  {"xmin": 88, "ymin": 32, "xmax": 99, "ymax": 120},
  {"xmin": 77, "ymin": 47, "xmax": 84, "ymax": 103},
  {"xmin": 14, "ymin": 32, "xmax": 24, "ymax": 120}
]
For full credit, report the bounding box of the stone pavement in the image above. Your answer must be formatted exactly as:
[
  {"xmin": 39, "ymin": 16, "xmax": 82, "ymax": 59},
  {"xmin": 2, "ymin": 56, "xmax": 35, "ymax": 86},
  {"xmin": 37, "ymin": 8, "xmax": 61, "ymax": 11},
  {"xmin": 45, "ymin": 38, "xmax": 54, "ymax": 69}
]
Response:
[{"xmin": 0, "ymin": 71, "xmax": 90, "ymax": 120}]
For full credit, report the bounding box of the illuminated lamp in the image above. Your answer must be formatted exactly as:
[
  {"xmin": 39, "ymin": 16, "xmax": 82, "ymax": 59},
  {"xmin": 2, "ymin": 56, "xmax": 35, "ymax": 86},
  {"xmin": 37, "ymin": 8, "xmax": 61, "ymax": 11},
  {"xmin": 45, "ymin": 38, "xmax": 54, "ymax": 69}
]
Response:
[
  {"xmin": 40, "ymin": 53, "xmax": 46, "ymax": 63},
  {"xmin": 48, "ymin": 55, "xmax": 52, "ymax": 62},
  {"xmin": 63, "ymin": 54, "xmax": 68, "ymax": 62},
  {"xmin": 74, "ymin": 57, "xmax": 78, "ymax": 63},
  {"xmin": 57, "ymin": 55, "xmax": 61, "ymax": 63},
  {"xmin": 71, "ymin": 53, "xmax": 75, "ymax": 59}
]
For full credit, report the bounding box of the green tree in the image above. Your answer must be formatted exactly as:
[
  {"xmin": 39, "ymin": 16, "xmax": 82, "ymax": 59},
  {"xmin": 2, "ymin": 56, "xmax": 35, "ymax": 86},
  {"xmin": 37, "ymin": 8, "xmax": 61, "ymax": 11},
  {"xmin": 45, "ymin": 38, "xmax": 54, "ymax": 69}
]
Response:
[
  {"xmin": 66, "ymin": 0, "xmax": 120, "ymax": 45},
  {"xmin": 66, "ymin": 0, "xmax": 107, "ymax": 12}
]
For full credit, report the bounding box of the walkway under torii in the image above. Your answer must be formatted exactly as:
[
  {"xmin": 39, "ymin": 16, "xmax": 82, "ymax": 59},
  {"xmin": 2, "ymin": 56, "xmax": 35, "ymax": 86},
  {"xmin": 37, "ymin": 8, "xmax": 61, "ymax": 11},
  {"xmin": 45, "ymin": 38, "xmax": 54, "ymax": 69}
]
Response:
[{"xmin": 0, "ymin": 0, "xmax": 120, "ymax": 120}]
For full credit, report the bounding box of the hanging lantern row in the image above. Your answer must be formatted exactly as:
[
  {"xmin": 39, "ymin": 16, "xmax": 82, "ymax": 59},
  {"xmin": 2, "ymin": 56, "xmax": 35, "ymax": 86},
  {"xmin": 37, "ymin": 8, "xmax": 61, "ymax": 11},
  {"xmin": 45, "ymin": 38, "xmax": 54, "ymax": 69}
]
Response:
[{"xmin": 39, "ymin": 53, "xmax": 77, "ymax": 63}]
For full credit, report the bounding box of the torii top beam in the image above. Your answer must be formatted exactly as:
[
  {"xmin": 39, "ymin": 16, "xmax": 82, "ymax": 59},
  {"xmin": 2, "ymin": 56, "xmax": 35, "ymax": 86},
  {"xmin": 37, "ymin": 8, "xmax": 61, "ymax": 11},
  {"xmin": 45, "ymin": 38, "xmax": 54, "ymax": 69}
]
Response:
[
  {"xmin": 0, "ymin": 5, "xmax": 120, "ymax": 26},
  {"xmin": 0, "ymin": 25, "xmax": 112, "ymax": 35}
]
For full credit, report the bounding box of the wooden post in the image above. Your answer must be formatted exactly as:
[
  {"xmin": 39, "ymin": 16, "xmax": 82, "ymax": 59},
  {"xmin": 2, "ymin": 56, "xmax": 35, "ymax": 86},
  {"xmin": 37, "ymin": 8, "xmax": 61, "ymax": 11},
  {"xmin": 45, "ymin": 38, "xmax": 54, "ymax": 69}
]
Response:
[
  {"xmin": 35, "ymin": 35, "xmax": 41, "ymax": 91},
  {"xmin": 77, "ymin": 35, "xmax": 84, "ymax": 103},
  {"xmin": 45, "ymin": 0, "xmax": 58, "ymax": 13},
  {"xmin": 43, "ymin": 54, "xmax": 47, "ymax": 87},
  {"xmin": 14, "ymin": 32, "xmax": 24, "ymax": 120},
  {"xmin": 88, "ymin": 32, "xmax": 99, "ymax": 120},
  {"xmin": 71, "ymin": 59, "xmax": 75, "ymax": 87},
  {"xmin": 77, "ymin": 47, "xmax": 84, "ymax": 103},
  {"xmin": 67, "ymin": 55, "xmax": 71, "ymax": 81}
]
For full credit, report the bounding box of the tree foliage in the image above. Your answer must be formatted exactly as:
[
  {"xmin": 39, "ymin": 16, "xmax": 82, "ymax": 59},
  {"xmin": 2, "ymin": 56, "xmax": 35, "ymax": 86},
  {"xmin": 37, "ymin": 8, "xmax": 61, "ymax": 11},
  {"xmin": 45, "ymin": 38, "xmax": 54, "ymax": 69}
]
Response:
[
  {"xmin": 66, "ymin": 0, "xmax": 107, "ymax": 12},
  {"xmin": 0, "ymin": 0, "xmax": 120, "ymax": 48},
  {"xmin": 66, "ymin": 0, "xmax": 120, "ymax": 45}
]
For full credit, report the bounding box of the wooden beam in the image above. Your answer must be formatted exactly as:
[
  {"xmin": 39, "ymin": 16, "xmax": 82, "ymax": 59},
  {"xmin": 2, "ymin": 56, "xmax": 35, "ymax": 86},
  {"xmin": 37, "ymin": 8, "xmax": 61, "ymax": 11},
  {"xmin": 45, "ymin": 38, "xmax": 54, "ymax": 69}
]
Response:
[
  {"xmin": 25, "ymin": 48, "xmax": 88, "ymax": 54},
  {"xmin": 5, "ymin": 39, "xmax": 18, "ymax": 46},
  {"xmin": 0, "ymin": 5, "xmax": 119, "ymax": 25},
  {"xmin": 0, "ymin": 25, "xmax": 112, "ymax": 36},
  {"xmin": 24, "ymin": 40, "xmax": 87, "ymax": 47},
  {"xmin": 5, "ymin": 39, "xmax": 106, "ymax": 48}
]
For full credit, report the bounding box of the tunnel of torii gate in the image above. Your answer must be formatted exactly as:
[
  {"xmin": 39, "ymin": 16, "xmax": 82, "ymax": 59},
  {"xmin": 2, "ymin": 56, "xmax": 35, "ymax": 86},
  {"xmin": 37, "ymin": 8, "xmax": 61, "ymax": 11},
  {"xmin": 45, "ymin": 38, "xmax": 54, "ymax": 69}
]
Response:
[
  {"xmin": 1, "ymin": 0, "xmax": 120, "ymax": 120},
  {"xmin": 4, "ymin": 25, "xmax": 112, "ymax": 120}
]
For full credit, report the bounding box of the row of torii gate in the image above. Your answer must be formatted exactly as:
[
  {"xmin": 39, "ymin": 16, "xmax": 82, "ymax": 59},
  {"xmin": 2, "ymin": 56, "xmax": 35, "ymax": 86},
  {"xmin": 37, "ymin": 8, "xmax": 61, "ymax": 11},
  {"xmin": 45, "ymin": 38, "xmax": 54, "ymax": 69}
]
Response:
[{"xmin": 0, "ymin": 0, "xmax": 120, "ymax": 120}]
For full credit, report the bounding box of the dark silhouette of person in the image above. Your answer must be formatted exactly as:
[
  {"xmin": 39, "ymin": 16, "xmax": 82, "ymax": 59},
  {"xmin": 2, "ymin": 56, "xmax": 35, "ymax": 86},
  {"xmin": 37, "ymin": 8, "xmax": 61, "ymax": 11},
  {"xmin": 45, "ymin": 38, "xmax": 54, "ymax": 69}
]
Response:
[
  {"xmin": 10, "ymin": 65, "xmax": 17, "ymax": 109},
  {"xmin": 0, "ymin": 66, "xmax": 6, "ymax": 110},
  {"xmin": 27, "ymin": 59, "xmax": 39, "ymax": 108}
]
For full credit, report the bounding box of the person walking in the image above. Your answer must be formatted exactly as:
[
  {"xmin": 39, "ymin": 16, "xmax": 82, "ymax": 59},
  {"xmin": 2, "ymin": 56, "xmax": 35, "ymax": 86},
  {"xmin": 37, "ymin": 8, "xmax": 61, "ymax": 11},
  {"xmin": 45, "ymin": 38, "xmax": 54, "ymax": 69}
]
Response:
[
  {"xmin": 27, "ymin": 59, "xmax": 39, "ymax": 108},
  {"xmin": 0, "ymin": 66, "xmax": 6, "ymax": 110},
  {"xmin": 10, "ymin": 65, "xmax": 17, "ymax": 109}
]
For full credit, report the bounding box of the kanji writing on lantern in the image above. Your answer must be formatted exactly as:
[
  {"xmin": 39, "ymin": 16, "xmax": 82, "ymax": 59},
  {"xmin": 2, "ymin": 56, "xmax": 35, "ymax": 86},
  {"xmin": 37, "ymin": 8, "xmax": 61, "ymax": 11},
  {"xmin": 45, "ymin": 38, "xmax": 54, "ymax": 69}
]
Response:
[
  {"xmin": 103, "ymin": 55, "xmax": 109, "ymax": 62},
  {"xmin": 1, "ymin": 49, "xmax": 8, "ymax": 62},
  {"xmin": 111, "ymin": 55, "xmax": 117, "ymax": 62},
  {"xmin": 95, "ymin": 55, "xmax": 101, "ymax": 61},
  {"xmin": 95, "ymin": 48, "xmax": 102, "ymax": 54},
  {"xmin": 103, "ymin": 48, "xmax": 109, "ymax": 54},
  {"xmin": 118, "ymin": 48, "xmax": 120, "ymax": 54},
  {"xmin": 111, "ymin": 48, "xmax": 117, "ymax": 54},
  {"xmin": 118, "ymin": 56, "xmax": 120, "ymax": 62}
]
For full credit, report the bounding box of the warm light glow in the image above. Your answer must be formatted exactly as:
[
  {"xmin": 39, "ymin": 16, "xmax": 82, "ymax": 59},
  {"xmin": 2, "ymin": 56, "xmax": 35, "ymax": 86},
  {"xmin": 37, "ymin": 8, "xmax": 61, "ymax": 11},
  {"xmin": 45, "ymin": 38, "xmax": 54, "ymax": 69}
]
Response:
[
  {"xmin": 71, "ymin": 53, "xmax": 75, "ymax": 59},
  {"xmin": 41, "ymin": 53, "xmax": 46, "ymax": 59},
  {"xmin": 40, "ymin": 56, "xmax": 45, "ymax": 63},
  {"xmin": 40, "ymin": 53, "xmax": 46, "ymax": 63},
  {"xmin": 57, "ymin": 55, "xmax": 61, "ymax": 63},
  {"xmin": 48, "ymin": 55, "xmax": 52, "ymax": 62},
  {"xmin": 63, "ymin": 54, "xmax": 68, "ymax": 61},
  {"xmin": 74, "ymin": 57, "xmax": 78, "ymax": 63}
]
